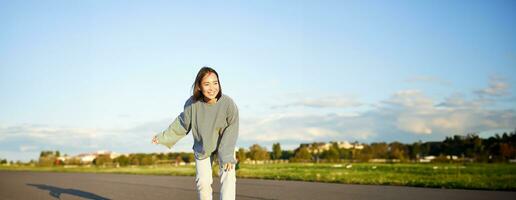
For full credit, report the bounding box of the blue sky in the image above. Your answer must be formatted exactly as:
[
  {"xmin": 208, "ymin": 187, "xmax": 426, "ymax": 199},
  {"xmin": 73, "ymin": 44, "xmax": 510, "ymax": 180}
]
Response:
[{"xmin": 1, "ymin": 0, "xmax": 515, "ymax": 161}]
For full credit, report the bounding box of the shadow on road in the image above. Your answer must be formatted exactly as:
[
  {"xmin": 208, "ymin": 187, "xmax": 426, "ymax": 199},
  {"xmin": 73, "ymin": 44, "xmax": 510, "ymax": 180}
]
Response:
[{"xmin": 27, "ymin": 183, "xmax": 110, "ymax": 200}]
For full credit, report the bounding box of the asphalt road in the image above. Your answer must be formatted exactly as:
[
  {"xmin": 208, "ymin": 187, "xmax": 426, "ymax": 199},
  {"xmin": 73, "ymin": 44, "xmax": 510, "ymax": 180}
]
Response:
[{"xmin": 0, "ymin": 171, "xmax": 514, "ymax": 200}]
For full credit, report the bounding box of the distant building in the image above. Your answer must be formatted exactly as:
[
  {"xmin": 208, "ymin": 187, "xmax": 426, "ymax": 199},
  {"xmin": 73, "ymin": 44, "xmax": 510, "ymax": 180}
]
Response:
[
  {"xmin": 419, "ymin": 156, "xmax": 436, "ymax": 163},
  {"xmin": 56, "ymin": 155, "xmax": 72, "ymax": 162},
  {"xmin": 72, "ymin": 150, "xmax": 121, "ymax": 164},
  {"xmin": 76, "ymin": 153, "xmax": 96, "ymax": 163},
  {"xmin": 306, "ymin": 141, "xmax": 364, "ymax": 153}
]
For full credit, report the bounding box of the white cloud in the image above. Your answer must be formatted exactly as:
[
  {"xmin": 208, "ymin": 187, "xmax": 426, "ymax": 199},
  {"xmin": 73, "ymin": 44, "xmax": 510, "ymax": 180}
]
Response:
[
  {"xmin": 437, "ymin": 93, "xmax": 470, "ymax": 108},
  {"xmin": 271, "ymin": 95, "xmax": 362, "ymax": 109},
  {"xmin": 19, "ymin": 145, "xmax": 38, "ymax": 152},
  {"xmin": 405, "ymin": 76, "xmax": 451, "ymax": 85},
  {"xmin": 475, "ymin": 76, "xmax": 510, "ymax": 97},
  {"xmin": 382, "ymin": 90, "xmax": 434, "ymax": 109},
  {"xmin": 396, "ymin": 116, "xmax": 432, "ymax": 135},
  {"xmin": 0, "ymin": 151, "xmax": 41, "ymax": 162},
  {"xmin": 0, "ymin": 124, "xmax": 102, "ymax": 146},
  {"xmin": 241, "ymin": 81, "xmax": 516, "ymax": 145},
  {"xmin": 300, "ymin": 97, "xmax": 362, "ymax": 108},
  {"xmin": 240, "ymin": 112, "xmax": 377, "ymax": 145},
  {"xmin": 431, "ymin": 113, "xmax": 468, "ymax": 130},
  {"xmin": 0, "ymin": 118, "xmax": 177, "ymax": 156},
  {"xmin": 305, "ymin": 127, "xmax": 340, "ymax": 137}
]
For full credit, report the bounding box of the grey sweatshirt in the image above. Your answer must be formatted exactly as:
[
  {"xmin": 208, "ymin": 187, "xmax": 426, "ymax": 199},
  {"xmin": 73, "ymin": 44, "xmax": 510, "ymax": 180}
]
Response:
[{"xmin": 155, "ymin": 94, "xmax": 239, "ymax": 165}]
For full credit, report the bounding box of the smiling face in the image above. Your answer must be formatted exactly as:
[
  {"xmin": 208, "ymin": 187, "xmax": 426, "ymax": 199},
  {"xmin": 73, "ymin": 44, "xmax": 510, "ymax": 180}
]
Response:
[{"xmin": 200, "ymin": 72, "xmax": 220, "ymax": 104}]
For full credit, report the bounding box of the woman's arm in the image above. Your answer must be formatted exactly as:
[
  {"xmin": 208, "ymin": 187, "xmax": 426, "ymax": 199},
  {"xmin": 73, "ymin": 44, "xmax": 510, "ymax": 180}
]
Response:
[
  {"xmin": 153, "ymin": 98, "xmax": 193, "ymax": 149},
  {"xmin": 218, "ymin": 100, "xmax": 239, "ymax": 165},
  {"xmin": 153, "ymin": 114, "xmax": 189, "ymax": 148}
]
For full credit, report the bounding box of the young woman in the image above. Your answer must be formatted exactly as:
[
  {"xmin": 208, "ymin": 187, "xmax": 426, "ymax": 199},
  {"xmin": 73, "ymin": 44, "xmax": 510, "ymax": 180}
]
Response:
[{"xmin": 152, "ymin": 67, "xmax": 239, "ymax": 200}]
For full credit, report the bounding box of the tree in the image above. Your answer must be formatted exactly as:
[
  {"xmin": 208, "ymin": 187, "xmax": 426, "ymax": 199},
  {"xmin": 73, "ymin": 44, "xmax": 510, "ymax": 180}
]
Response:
[
  {"xmin": 272, "ymin": 143, "xmax": 282, "ymax": 160},
  {"xmin": 472, "ymin": 136, "xmax": 487, "ymax": 162},
  {"xmin": 309, "ymin": 142, "xmax": 326, "ymax": 163},
  {"xmin": 326, "ymin": 145, "xmax": 340, "ymax": 162},
  {"xmin": 389, "ymin": 142, "xmax": 407, "ymax": 161},
  {"xmin": 94, "ymin": 154, "xmax": 112, "ymax": 166},
  {"xmin": 237, "ymin": 148, "xmax": 247, "ymax": 162},
  {"xmin": 410, "ymin": 141, "xmax": 421, "ymax": 160},
  {"xmin": 370, "ymin": 143, "xmax": 388, "ymax": 159},
  {"xmin": 114, "ymin": 155, "xmax": 130, "ymax": 166},
  {"xmin": 291, "ymin": 146, "xmax": 312, "ymax": 162},
  {"xmin": 141, "ymin": 155, "xmax": 154, "ymax": 165},
  {"xmin": 281, "ymin": 150, "xmax": 295, "ymax": 160},
  {"xmin": 179, "ymin": 153, "xmax": 194, "ymax": 163},
  {"xmin": 130, "ymin": 157, "xmax": 140, "ymax": 165},
  {"xmin": 500, "ymin": 143, "xmax": 515, "ymax": 160},
  {"xmin": 249, "ymin": 144, "xmax": 270, "ymax": 160},
  {"xmin": 175, "ymin": 155, "xmax": 184, "ymax": 165},
  {"xmin": 38, "ymin": 150, "xmax": 58, "ymax": 167},
  {"xmin": 354, "ymin": 144, "xmax": 371, "ymax": 162},
  {"xmin": 188, "ymin": 154, "xmax": 195, "ymax": 163}
]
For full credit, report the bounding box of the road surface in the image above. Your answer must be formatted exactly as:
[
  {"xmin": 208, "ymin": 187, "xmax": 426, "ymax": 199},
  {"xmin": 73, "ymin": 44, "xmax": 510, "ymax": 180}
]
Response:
[{"xmin": 0, "ymin": 171, "xmax": 514, "ymax": 200}]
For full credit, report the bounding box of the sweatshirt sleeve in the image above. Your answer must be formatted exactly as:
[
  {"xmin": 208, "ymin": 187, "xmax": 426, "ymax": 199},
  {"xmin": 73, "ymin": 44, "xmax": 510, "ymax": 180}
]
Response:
[
  {"xmin": 155, "ymin": 98, "xmax": 193, "ymax": 149},
  {"xmin": 218, "ymin": 99, "xmax": 239, "ymax": 165}
]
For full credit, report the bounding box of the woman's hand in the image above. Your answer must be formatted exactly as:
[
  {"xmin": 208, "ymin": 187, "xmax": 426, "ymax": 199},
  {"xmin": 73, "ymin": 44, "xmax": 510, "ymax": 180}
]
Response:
[
  {"xmin": 223, "ymin": 163, "xmax": 233, "ymax": 172},
  {"xmin": 152, "ymin": 135, "xmax": 159, "ymax": 144}
]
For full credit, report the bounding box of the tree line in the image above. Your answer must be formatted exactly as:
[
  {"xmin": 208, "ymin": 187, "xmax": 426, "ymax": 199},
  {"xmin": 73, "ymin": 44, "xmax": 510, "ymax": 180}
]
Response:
[
  {"xmin": 290, "ymin": 131, "xmax": 516, "ymax": 163},
  {"xmin": 29, "ymin": 130, "xmax": 515, "ymax": 167}
]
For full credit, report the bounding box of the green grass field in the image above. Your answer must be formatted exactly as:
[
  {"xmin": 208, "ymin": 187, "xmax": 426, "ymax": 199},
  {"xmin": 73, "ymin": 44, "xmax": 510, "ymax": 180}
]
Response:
[{"xmin": 1, "ymin": 163, "xmax": 515, "ymax": 190}]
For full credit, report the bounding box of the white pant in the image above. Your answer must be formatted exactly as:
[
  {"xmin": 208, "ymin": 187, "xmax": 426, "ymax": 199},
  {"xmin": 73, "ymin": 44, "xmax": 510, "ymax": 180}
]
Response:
[{"xmin": 195, "ymin": 153, "xmax": 236, "ymax": 200}]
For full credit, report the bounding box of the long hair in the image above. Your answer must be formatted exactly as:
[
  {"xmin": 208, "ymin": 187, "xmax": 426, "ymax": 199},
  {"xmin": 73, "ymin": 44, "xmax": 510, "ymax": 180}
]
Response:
[{"xmin": 191, "ymin": 66, "xmax": 222, "ymax": 102}]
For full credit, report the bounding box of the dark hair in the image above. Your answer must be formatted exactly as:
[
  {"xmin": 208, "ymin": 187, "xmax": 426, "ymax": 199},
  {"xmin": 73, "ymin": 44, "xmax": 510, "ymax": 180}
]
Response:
[{"xmin": 191, "ymin": 66, "xmax": 222, "ymax": 102}]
